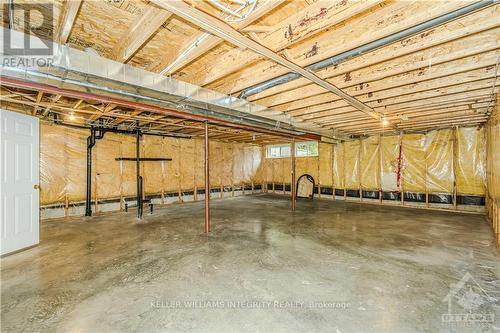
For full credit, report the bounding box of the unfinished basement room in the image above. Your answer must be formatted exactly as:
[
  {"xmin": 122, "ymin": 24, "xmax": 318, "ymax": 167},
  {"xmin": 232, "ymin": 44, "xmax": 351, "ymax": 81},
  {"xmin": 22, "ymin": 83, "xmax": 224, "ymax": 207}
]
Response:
[{"xmin": 1, "ymin": 0, "xmax": 500, "ymax": 332}]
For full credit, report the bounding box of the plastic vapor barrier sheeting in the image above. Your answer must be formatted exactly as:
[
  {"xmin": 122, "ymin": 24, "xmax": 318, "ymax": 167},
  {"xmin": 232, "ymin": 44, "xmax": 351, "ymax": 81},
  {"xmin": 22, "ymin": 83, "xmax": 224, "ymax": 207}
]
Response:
[
  {"xmin": 343, "ymin": 140, "xmax": 360, "ymax": 189},
  {"xmin": 380, "ymin": 135, "xmax": 400, "ymax": 192},
  {"xmin": 120, "ymin": 136, "xmax": 137, "ymax": 197},
  {"xmin": 360, "ymin": 136, "xmax": 380, "ymax": 190},
  {"xmin": 402, "ymin": 133, "xmax": 426, "ymax": 193},
  {"xmin": 425, "ymin": 129, "xmax": 453, "ymax": 194},
  {"xmin": 180, "ymin": 139, "xmax": 196, "ymax": 191},
  {"xmin": 41, "ymin": 124, "xmax": 487, "ymax": 206},
  {"xmin": 327, "ymin": 127, "xmax": 485, "ymax": 197},
  {"xmin": 333, "ymin": 143, "xmax": 345, "ymax": 189},
  {"xmin": 40, "ymin": 124, "xmax": 66, "ymax": 204},
  {"xmin": 456, "ymin": 127, "xmax": 486, "ymax": 195},
  {"xmin": 40, "ymin": 124, "xmax": 263, "ymax": 205},
  {"xmin": 319, "ymin": 143, "xmax": 333, "ymax": 186},
  {"xmin": 95, "ymin": 133, "xmax": 121, "ymax": 199}
]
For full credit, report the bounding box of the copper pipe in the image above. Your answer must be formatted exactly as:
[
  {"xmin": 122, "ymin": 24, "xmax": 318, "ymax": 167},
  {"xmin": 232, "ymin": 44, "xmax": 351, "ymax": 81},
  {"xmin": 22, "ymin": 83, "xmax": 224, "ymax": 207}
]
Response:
[
  {"xmin": 291, "ymin": 140, "xmax": 296, "ymax": 211},
  {"xmin": 0, "ymin": 77, "xmax": 320, "ymax": 141},
  {"xmin": 204, "ymin": 121, "xmax": 210, "ymax": 233}
]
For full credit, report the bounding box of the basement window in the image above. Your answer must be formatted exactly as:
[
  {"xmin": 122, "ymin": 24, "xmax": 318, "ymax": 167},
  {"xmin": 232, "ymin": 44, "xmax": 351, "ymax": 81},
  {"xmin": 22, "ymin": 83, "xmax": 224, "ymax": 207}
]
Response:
[
  {"xmin": 296, "ymin": 141, "xmax": 318, "ymax": 157},
  {"xmin": 266, "ymin": 142, "xmax": 318, "ymax": 158},
  {"xmin": 266, "ymin": 144, "xmax": 291, "ymax": 158}
]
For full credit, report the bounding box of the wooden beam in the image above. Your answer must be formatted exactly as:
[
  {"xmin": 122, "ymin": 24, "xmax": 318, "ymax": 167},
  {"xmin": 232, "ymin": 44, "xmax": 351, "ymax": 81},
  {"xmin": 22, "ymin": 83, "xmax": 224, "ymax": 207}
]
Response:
[
  {"xmin": 300, "ymin": 92, "xmax": 494, "ymax": 121},
  {"xmin": 112, "ymin": 6, "xmax": 172, "ymax": 63},
  {"xmin": 151, "ymin": 0, "xmax": 381, "ymax": 120},
  {"xmin": 42, "ymin": 94, "xmax": 61, "ymax": 116},
  {"xmin": 249, "ymin": 13, "xmax": 500, "ymax": 103},
  {"xmin": 89, "ymin": 104, "xmax": 116, "ymax": 122},
  {"xmin": 152, "ymin": 0, "xmax": 285, "ymax": 75},
  {"xmin": 318, "ymin": 80, "xmax": 500, "ymax": 129},
  {"xmin": 256, "ymin": 33, "xmax": 500, "ymax": 108},
  {"xmin": 275, "ymin": 65, "xmax": 499, "ymax": 113},
  {"xmin": 183, "ymin": 0, "xmax": 384, "ymax": 87},
  {"xmin": 55, "ymin": 0, "xmax": 83, "ymax": 44},
  {"xmin": 396, "ymin": 115, "xmax": 489, "ymax": 128},
  {"xmin": 73, "ymin": 99, "xmax": 84, "ymax": 109},
  {"xmin": 313, "ymin": 103, "xmax": 492, "ymax": 127},
  {"xmin": 328, "ymin": 107, "xmax": 488, "ymax": 130},
  {"xmin": 290, "ymin": 84, "xmax": 499, "ymax": 118},
  {"xmin": 335, "ymin": 110, "xmax": 489, "ymax": 130},
  {"xmin": 32, "ymin": 91, "xmax": 43, "ymax": 116},
  {"xmin": 1, "ymin": 97, "xmax": 200, "ymax": 131},
  {"xmin": 113, "ymin": 110, "xmax": 143, "ymax": 125},
  {"xmin": 314, "ymin": 102, "xmax": 490, "ymax": 125},
  {"xmin": 348, "ymin": 119, "xmax": 487, "ymax": 135},
  {"xmin": 240, "ymin": 25, "xmax": 275, "ymax": 33},
  {"xmin": 202, "ymin": 1, "xmax": 483, "ymax": 93}
]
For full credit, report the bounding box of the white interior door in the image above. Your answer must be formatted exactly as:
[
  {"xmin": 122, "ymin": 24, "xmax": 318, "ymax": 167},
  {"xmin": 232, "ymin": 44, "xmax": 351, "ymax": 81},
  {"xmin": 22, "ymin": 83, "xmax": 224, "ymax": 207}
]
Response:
[{"xmin": 0, "ymin": 109, "xmax": 39, "ymax": 256}]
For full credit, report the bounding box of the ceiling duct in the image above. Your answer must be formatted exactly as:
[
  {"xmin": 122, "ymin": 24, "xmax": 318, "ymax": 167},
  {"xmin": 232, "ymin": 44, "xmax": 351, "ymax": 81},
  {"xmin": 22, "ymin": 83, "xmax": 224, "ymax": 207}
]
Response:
[{"xmin": 0, "ymin": 28, "xmax": 332, "ymax": 139}]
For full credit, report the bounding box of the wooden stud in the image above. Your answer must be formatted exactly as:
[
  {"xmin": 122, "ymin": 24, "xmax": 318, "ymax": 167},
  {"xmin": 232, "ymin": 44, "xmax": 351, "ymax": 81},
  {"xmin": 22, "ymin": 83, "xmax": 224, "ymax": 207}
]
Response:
[
  {"xmin": 378, "ymin": 135, "xmax": 382, "ymax": 205},
  {"xmin": 332, "ymin": 143, "xmax": 336, "ymax": 201},
  {"xmin": 452, "ymin": 126, "xmax": 458, "ymax": 209},
  {"xmin": 358, "ymin": 139, "xmax": 362, "ymax": 202},
  {"xmin": 400, "ymin": 133, "xmax": 405, "ymax": 206}
]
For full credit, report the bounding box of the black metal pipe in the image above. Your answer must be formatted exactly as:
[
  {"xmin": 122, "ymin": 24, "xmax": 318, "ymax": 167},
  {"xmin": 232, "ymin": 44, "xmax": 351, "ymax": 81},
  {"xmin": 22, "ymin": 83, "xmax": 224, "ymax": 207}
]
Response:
[
  {"xmin": 85, "ymin": 127, "xmax": 106, "ymax": 216},
  {"xmin": 54, "ymin": 122, "xmax": 191, "ymax": 138},
  {"xmin": 115, "ymin": 157, "xmax": 172, "ymax": 161},
  {"xmin": 85, "ymin": 132, "xmax": 94, "ymax": 216},
  {"xmin": 136, "ymin": 129, "xmax": 143, "ymax": 219}
]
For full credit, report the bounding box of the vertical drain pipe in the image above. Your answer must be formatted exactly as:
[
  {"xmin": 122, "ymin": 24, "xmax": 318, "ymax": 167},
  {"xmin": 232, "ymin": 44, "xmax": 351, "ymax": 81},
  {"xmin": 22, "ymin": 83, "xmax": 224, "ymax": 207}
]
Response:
[
  {"xmin": 291, "ymin": 140, "xmax": 296, "ymax": 211},
  {"xmin": 85, "ymin": 127, "xmax": 105, "ymax": 216},
  {"xmin": 136, "ymin": 129, "xmax": 143, "ymax": 219},
  {"xmin": 85, "ymin": 128, "xmax": 95, "ymax": 217},
  {"xmin": 204, "ymin": 121, "xmax": 211, "ymax": 233}
]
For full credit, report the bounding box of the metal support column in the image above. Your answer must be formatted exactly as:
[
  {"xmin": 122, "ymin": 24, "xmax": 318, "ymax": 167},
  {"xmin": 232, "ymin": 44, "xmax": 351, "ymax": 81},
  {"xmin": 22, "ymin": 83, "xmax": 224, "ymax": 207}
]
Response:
[
  {"xmin": 291, "ymin": 140, "xmax": 296, "ymax": 211},
  {"xmin": 136, "ymin": 129, "xmax": 143, "ymax": 219},
  {"xmin": 204, "ymin": 122, "xmax": 210, "ymax": 233}
]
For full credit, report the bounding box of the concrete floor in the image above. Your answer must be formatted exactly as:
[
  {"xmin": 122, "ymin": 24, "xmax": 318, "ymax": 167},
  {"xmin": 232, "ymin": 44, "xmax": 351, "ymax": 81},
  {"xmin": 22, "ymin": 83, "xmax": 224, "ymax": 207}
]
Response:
[{"xmin": 1, "ymin": 194, "xmax": 499, "ymax": 333}]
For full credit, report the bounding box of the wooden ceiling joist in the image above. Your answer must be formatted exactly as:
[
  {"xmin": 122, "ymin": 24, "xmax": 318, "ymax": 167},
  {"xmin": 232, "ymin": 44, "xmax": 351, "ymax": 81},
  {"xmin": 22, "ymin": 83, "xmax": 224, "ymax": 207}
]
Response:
[
  {"xmin": 256, "ymin": 35, "xmax": 500, "ymax": 109},
  {"xmin": 112, "ymin": 6, "xmax": 173, "ymax": 63},
  {"xmin": 2, "ymin": 0, "xmax": 499, "ymax": 136},
  {"xmin": 273, "ymin": 63, "xmax": 499, "ymax": 113},
  {"xmin": 290, "ymin": 84, "xmax": 499, "ymax": 120},
  {"xmin": 312, "ymin": 102, "xmax": 491, "ymax": 126},
  {"xmin": 152, "ymin": 0, "xmax": 285, "ymax": 75},
  {"xmin": 32, "ymin": 91, "xmax": 43, "ymax": 116},
  {"xmin": 298, "ymin": 92, "xmax": 495, "ymax": 122},
  {"xmin": 208, "ymin": 1, "xmax": 489, "ymax": 96},
  {"xmin": 329, "ymin": 107, "xmax": 488, "ymax": 130},
  {"xmin": 0, "ymin": 89, "xmax": 300, "ymax": 144},
  {"xmin": 247, "ymin": 6, "xmax": 500, "ymax": 102},
  {"xmin": 55, "ymin": 0, "xmax": 83, "ymax": 44},
  {"xmin": 151, "ymin": 0, "xmax": 382, "ymax": 120},
  {"xmin": 186, "ymin": 0, "xmax": 384, "ymax": 88}
]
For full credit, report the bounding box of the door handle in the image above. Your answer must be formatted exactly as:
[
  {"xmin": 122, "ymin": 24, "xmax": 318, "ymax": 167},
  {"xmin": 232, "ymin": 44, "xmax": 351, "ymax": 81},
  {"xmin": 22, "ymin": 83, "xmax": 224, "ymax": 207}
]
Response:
[{"xmin": 33, "ymin": 184, "xmax": 40, "ymax": 190}]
